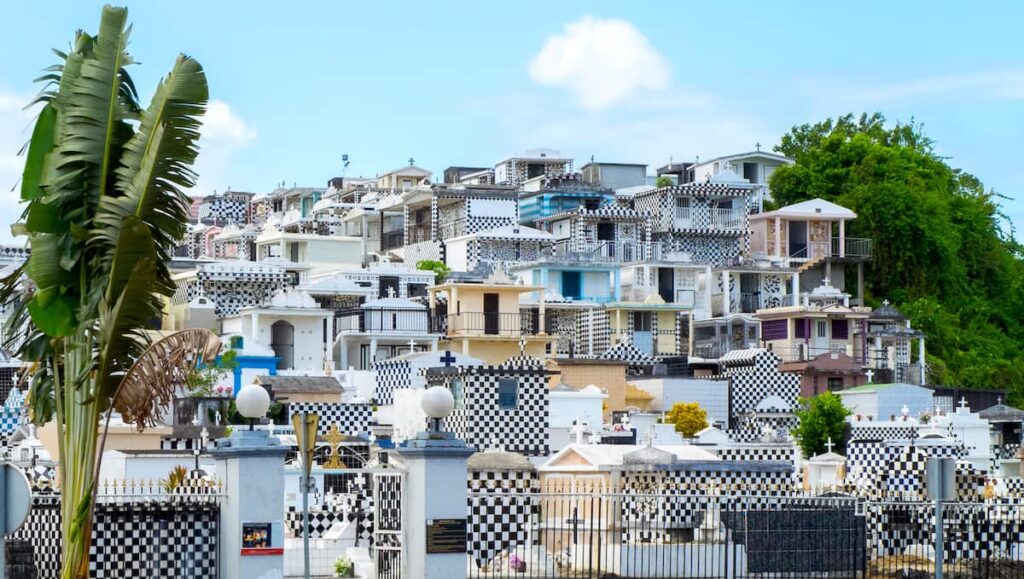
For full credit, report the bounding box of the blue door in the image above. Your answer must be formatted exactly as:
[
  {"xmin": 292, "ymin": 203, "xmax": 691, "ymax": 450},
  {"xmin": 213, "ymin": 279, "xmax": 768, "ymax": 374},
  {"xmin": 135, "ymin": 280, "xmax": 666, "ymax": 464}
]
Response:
[{"xmin": 562, "ymin": 271, "xmax": 582, "ymax": 300}]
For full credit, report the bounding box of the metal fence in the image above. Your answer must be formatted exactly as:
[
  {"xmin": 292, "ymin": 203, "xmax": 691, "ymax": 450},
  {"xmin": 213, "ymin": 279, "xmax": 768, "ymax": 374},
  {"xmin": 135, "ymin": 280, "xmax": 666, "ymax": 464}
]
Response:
[
  {"xmin": 466, "ymin": 492, "xmax": 865, "ymax": 578},
  {"xmin": 466, "ymin": 491, "xmax": 1024, "ymax": 578}
]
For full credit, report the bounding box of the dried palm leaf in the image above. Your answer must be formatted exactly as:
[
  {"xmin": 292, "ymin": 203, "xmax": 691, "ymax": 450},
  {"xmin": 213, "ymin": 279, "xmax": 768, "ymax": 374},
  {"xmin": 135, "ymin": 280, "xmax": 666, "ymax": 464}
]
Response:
[{"xmin": 112, "ymin": 328, "xmax": 221, "ymax": 430}]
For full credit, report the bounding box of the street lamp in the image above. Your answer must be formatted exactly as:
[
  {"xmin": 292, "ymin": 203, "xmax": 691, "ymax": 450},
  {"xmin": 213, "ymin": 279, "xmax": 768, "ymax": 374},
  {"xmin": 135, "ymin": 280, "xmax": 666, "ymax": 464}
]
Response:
[
  {"xmin": 236, "ymin": 383, "xmax": 271, "ymax": 431},
  {"xmin": 422, "ymin": 386, "xmax": 454, "ymax": 434}
]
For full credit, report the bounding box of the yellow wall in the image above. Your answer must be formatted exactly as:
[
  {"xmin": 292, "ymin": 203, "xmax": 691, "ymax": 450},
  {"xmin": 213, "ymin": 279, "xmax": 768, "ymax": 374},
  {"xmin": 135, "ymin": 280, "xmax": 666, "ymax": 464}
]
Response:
[
  {"xmin": 550, "ymin": 362, "xmax": 627, "ymax": 417},
  {"xmin": 444, "ymin": 337, "xmax": 549, "ymax": 365}
]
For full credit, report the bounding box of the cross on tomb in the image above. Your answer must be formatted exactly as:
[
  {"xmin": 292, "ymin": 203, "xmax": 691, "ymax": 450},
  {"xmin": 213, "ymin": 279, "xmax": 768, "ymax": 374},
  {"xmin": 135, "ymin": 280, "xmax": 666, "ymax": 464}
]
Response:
[
  {"xmin": 386, "ymin": 286, "xmax": 397, "ymax": 298},
  {"xmin": 865, "ymin": 369, "xmax": 874, "ymax": 383},
  {"xmin": 959, "ymin": 397, "xmax": 969, "ymax": 410},
  {"xmin": 439, "ymin": 350, "xmax": 456, "ymax": 367},
  {"xmin": 408, "ymin": 338, "xmax": 417, "ymax": 352},
  {"xmin": 825, "ymin": 437, "xmax": 835, "ymax": 454},
  {"xmin": 324, "ymin": 424, "xmax": 344, "ymax": 470},
  {"xmin": 755, "ymin": 142, "xmax": 761, "ymax": 152},
  {"xmin": 570, "ymin": 419, "xmax": 587, "ymax": 445}
]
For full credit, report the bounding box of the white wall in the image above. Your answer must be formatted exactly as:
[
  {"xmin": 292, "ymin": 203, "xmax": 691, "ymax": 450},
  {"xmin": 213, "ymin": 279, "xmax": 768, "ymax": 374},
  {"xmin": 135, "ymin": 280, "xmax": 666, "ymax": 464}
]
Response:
[
  {"xmin": 256, "ymin": 315, "xmax": 327, "ymax": 371},
  {"xmin": 445, "ymin": 238, "xmax": 469, "ymax": 272},
  {"xmin": 583, "ymin": 271, "xmax": 612, "ymax": 300}
]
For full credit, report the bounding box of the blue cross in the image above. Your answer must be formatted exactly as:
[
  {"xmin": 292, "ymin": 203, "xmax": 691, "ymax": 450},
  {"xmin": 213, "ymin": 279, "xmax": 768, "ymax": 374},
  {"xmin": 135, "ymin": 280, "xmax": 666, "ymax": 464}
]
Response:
[{"xmin": 440, "ymin": 351, "xmax": 456, "ymax": 367}]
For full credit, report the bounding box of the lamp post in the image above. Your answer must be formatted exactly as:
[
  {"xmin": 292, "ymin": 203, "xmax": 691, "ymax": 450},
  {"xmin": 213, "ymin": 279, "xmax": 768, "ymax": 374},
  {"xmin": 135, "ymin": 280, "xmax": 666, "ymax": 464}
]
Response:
[
  {"xmin": 421, "ymin": 386, "xmax": 455, "ymax": 435},
  {"xmin": 236, "ymin": 383, "xmax": 272, "ymax": 430}
]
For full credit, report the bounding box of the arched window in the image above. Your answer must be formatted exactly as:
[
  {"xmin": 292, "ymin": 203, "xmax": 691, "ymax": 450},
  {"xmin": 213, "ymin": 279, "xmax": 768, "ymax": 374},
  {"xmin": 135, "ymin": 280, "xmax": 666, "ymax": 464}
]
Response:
[{"xmin": 271, "ymin": 320, "xmax": 294, "ymax": 370}]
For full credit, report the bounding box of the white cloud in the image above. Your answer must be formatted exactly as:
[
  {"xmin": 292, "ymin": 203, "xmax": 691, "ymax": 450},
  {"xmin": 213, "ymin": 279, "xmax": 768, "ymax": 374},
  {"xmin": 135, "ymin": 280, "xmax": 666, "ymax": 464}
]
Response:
[
  {"xmin": 0, "ymin": 89, "xmax": 36, "ymax": 244},
  {"xmin": 529, "ymin": 16, "xmax": 671, "ymax": 111},
  {"xmin": 191, "ymin": 99, "xmax": 257, "ymax": 196}
]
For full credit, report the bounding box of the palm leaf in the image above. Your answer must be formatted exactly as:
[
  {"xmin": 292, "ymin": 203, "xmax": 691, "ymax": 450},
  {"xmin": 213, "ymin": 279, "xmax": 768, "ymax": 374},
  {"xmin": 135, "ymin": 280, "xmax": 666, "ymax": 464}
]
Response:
[{"xmin": 111, "ymin": 328, "xmax": 221, "ymax": 429}]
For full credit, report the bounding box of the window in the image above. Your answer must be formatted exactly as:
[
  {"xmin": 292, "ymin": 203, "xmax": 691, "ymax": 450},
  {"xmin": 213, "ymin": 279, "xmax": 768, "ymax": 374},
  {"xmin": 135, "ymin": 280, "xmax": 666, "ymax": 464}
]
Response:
[
  {"xmin": 816, "ymin": 320, "xmax": 828, "ymax": 339},
  {"xmin": 761, "ymin": 319, "xmax": 787, "ymax": 340},
  {"xmin": 270, "ymin": 320, "xmax": 294, "ymax": 370},
  {"xmin": 795, "ymin": 319, "xmax": 806, "ymax": 339},
  {"xmin": 452, "ymin": 379, "xmax": 464, "ymax": 409},
  {"xmin": 497, "ymin": 378, "xmax": 518, "ymax": 409},
  {"xmin": 828, "ymin": 377, "xmax": 843, "ymax": 392},
  {"xmin": 832, "ymin": 319, "xmax": 849, "ymax": 340}
]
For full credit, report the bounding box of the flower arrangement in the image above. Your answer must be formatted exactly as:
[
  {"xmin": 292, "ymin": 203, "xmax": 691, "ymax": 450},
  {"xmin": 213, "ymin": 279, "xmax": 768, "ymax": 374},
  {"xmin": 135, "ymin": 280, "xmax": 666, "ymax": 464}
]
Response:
[
  {"xmin": 333, "ymin": 555, "xmax": 353, "ymax": 577},
  {"xmin": 919, "ymin": 410, "xmax": 932, "ymax": 424},
  {"xmin": 509, "ymin": 552, "xmax": 526, "ymax": 573}
]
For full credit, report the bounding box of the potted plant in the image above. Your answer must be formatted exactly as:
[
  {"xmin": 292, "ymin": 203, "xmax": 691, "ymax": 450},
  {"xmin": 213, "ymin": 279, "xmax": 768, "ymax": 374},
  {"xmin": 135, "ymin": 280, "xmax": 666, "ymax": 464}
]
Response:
[{"xmin": 333, "ymin": 555, "xmax": 354, "ymax": 578}]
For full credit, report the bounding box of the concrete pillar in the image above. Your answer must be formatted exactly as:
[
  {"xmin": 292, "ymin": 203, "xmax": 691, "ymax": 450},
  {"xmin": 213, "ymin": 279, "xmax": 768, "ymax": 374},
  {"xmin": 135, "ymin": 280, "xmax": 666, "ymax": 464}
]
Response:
[
  {"xmin": 211, "ymin": 430, "xmax": 290, "ymax": 579},
  {"xmin": 838, "ymin": 220, "xmax": 846, "ymax": 258},
  {"xmin": 703, "ymin": 266, "xmax": 712, "ymax": 318},
  {"xmin": 721, "ymin": 270, "xmax": 730, "ymax": 316},
  {"xmin": 919, "ymin": 338, "xmax": 927, "ymax": 385},
  {"xmin": 613, "ymin": 268, "xmax": 622, "ymax": 302},
  {"xmin": 791, "ymin": 272, "xmax": 800, "ymax": 306},
  {"xmin": 392, "ymin": 433, "xmax": 474, "ymax": 579},
  {"xmin": 369, "ymin": 338, "xmax": 378, "ymax": 366},
  {"xmin": 774, "ymin": 216, "xmax": 781, "ymax": 257},
  {"xmin": 857, "ymin": 262, "xmax": 864, "ymax": 305}
]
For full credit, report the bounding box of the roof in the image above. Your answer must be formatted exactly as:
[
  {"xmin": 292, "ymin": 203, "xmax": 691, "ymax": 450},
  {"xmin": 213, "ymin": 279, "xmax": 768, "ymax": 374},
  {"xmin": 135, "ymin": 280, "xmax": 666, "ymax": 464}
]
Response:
[
  {"xmin": 869, "ymin": 301, "xmax": 908, "ymax": 321},
  {"xmin": 450, "ymin": 224, "xmax": 553, "ymax": 242},
  {"xmin": 838, "ymin": 382, "xmax": 926, "ymax": 394},
  {"xmin": 256, "ymin": 375, "xmax": 342, "ymax": 395},
  {"xmin": 694, "ymin": 150, "xmax": 793, "ymax": 167},
  {"xmin": 361, "ymin": 297, "xmax": 426, "ymax": 310},
  {"xmin": 544, "ymin": 443, "xmax": 720, "ymax": 470},
  {"xmin": 754, "ymin": 198, "xmax": 856, "ymax": 221},
  {"xmin": 719, "ymin": 348, "xmax": 775, "ymax": 366},
  {"xmin": 978, "ymin": 403, "xmax": 1024, "ymax": 422},
  {"xmin": 468, "ymin": 450, "xmax": 536, "ymax": 471}
]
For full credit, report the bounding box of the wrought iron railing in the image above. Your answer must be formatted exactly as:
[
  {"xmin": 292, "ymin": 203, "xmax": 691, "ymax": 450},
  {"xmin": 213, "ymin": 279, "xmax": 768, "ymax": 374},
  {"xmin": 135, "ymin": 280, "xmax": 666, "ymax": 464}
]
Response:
[{"xmin": 442, "ymin": 312, "xmax": 539, "ymax": 336}]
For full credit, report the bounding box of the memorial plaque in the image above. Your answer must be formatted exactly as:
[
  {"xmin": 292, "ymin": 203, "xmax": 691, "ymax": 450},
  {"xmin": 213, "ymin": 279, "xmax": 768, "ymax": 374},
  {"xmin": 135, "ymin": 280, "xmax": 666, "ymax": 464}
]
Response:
[{"xmin": 425, "ymin": 518, "xmax": 467, "ymax": 554}]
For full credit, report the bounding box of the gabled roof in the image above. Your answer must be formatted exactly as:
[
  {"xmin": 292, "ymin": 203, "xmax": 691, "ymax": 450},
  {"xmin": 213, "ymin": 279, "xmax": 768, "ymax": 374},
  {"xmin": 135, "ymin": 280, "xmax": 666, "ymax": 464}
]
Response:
[
  {"xmin": 257, "ymin": 375, "xmax": 342, "ymax": 395},
  {"xmin": 754, "ymin": 198, "xmax": 856, "ymax": 221},
  {"xmin": 453, "ymin": 224, "xmax": 553, "ymax": 242}
]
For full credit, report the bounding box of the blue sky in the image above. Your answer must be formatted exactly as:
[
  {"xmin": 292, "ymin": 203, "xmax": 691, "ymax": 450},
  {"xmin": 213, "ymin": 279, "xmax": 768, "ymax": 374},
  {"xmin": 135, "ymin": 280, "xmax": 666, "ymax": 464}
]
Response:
[{"xmin": 1, "ymin": 1, "xmax": 1022, "ymax": 241}]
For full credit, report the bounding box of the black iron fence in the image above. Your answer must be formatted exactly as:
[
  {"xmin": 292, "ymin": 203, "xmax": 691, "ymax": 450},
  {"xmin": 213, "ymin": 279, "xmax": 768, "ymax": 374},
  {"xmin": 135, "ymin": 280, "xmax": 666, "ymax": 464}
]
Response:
[
  {"xmin": 466, "ymin": 491, "xmax": 1024, "ymax": 579},
  {"xmin": 443, "ymin": 312, "xmax": 540, "ymax": 337},
  {"xmin": 466, "ymin": 492, "xmax": 865, "ymax": 578}
]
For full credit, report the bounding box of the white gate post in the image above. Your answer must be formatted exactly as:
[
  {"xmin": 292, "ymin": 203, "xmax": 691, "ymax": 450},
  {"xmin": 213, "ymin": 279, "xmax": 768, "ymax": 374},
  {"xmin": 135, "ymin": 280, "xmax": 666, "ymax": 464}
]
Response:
[
  {"xmin": 211, "ymin": 427, "xmax": 291, "ymax": 579},
  {"xmin": 390, "ymin": 387, "xmax": 474, "ymax": 579}
]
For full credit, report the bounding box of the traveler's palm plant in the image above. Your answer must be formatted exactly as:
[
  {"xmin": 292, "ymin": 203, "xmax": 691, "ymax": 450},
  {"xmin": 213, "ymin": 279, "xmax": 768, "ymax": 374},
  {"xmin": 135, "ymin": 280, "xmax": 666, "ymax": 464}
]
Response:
[{"xmin": 0, "ymin": 6, "xmax": 219, "ymax": 578}]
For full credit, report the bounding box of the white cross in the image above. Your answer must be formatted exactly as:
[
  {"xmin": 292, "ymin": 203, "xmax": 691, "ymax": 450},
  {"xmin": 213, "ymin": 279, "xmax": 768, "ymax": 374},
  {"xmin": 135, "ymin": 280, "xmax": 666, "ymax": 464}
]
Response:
[
  {"xmin": 864, "ymin": 369, "xmax": 874, "ymax": 383},
  {"xmin": 386, "ymin": 286, "xmax": 397, "ymax": 298},
  {"xmin": 408, "ymin": 338, "xmax": 417, "ymax": 352},
  {"xmin": 825, "ymin": 437, "xmax": 835, "ymax": 454},
  {"xmin": 570, "ymin": 419, "xmax": 587, "ymax": 445},
  {"xmin": 959, "ymin": 397, "xmax": 969, "ymax": 410}
]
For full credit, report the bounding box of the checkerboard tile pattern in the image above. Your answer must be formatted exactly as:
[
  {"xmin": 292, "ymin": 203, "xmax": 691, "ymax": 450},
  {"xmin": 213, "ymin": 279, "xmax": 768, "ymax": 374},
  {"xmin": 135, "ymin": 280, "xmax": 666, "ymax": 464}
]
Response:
[
  {"xmin": 431, "ymin": 359, "xmax": 551, "ymax": 457},
  {"xmin": 467, "ymin": 468, "xmax": 539, "ymax": 567},
  {"xmin": 289, "ymin": 402, "xmax": 372, "ymax": 437}
]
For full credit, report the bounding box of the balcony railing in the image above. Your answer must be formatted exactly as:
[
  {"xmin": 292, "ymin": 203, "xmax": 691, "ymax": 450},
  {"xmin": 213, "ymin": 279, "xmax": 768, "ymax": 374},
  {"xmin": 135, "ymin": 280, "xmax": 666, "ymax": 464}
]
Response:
[
  {"xmin": 833, "ymin": 236, "xmax": 873, "ymax": 258},
  {"xmin": 442, "ymin": 311, "xmax": 539, "ymax": 337},
  {"xmin": 380, "ymin": 230, "xmax": 404, "ymax": 251},
  {"xmin": 406, "ymin": 225, "xmax": 432, "ymax": 244},
  {"xmin": 550, "ymin": 240, "xmax": 662, "ymax": 263},
  {"xmin": 673, "ymin": 207, "xmax": 745, "ymax": 231},
  {"xmin": 767, "ymin": 344, "xmax": 852, "ymax": 362},
  {"xmin": 335, "ymin": 308, "xmax": 431, "ymax": 335}
]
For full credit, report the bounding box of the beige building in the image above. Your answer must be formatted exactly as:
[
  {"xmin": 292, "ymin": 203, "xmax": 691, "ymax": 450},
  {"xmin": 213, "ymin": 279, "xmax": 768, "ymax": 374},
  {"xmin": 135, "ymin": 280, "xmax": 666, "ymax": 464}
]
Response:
[
  {"xmin": 427, "ymin": 273, "xmax": 552, "ymax": 364},
  {"xmin": 547, "ymin": 358, "xmax": 629, "ymax": 417}
]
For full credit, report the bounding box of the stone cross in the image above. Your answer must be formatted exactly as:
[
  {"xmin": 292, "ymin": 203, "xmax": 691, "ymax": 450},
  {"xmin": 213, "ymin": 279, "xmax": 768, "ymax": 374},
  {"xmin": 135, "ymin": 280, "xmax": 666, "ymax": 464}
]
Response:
[
  {"xmin": 408, "ymin": 338, "xmax": 417, "ymax": 352},
  {"xmin": 865, "ymin": 369, "xmax": 874, "ymax": 383},
  {"xmin": 755, "ymin": 142, "xmax": 761, "ymax": 152},
  {"xmin": 571, "ymin": 420, "xmax": 587, "ymax": 445},
  {"xmin": 959, "ymin": 397, "xmax": 969, "ymax": 410},
  {"xmin": 386, "ymin": 286, "xmax": 397, "ymax": 298},
  {"xmin": 825, "ymin": 437, "xmax": 835, "ymax": 454}
]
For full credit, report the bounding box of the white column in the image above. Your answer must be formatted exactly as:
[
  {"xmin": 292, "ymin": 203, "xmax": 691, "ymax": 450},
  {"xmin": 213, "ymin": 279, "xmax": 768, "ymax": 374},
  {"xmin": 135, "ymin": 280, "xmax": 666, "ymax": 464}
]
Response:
[
  {"xmin": 721, "ymin": 270, "xmax": 730, "ymax": 316},
  {"xmin": 369, "ymin": 338, "xmax": 378, "ymax": 367},
  {"xmin": 703, "ymin": 266, "xmax": 713, "ymax": 318},
  {"xmin": 774, "ymin": 216, "xmax": 782, "ymax": 257},
  {"xmin": 838, "ymin": 219, "xmax": 846, "ymax": 258},
  {"xmin": 791, "ymin": 272, "xmax": 800, "ymax": 306},
  {"xmin": 919, "ymin": 337, "xmax": 926, "ymax": 384}
]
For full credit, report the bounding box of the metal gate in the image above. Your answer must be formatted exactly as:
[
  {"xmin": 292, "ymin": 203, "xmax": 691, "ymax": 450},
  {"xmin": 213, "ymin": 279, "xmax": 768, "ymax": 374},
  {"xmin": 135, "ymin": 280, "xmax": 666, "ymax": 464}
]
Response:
[{"xmin": 373, "ymin": 470, "xmax": 405, "ymax": 579}]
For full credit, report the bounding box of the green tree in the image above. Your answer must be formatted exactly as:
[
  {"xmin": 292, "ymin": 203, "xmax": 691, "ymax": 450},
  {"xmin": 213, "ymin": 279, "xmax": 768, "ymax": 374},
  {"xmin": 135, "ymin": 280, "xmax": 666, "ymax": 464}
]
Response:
[
  {"xmin": 1, "ymin": 7, "xmax": 216, "ymax": 577},
  {"xmin": 771, "ymin": 113, "xmax": 1024, "ymax": 392},
  {"xmin": 655, "ymin": 175, "xmax": 673, "ymax": 188},
  {"xmin": 417, "ymin": 259, "xmax": 450, "ymax": 285},
  {"xmin": 664, "ymin": 402, "xmax": 708, "ymax": 437},
  {"xmin": 791, "ymin": 392, "xmax": 851, "ymax": 458}
]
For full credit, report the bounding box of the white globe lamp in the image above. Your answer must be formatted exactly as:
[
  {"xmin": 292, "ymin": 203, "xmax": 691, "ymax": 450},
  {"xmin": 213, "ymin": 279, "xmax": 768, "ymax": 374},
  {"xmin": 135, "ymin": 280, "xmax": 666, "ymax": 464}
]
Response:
[
  {"xmin": 236, "ymin": 383, "xmax": 272, "ymax": 430},
  {"xmin": 422, "ymin": 386, "xmax": 454, "ymax": 433}
]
